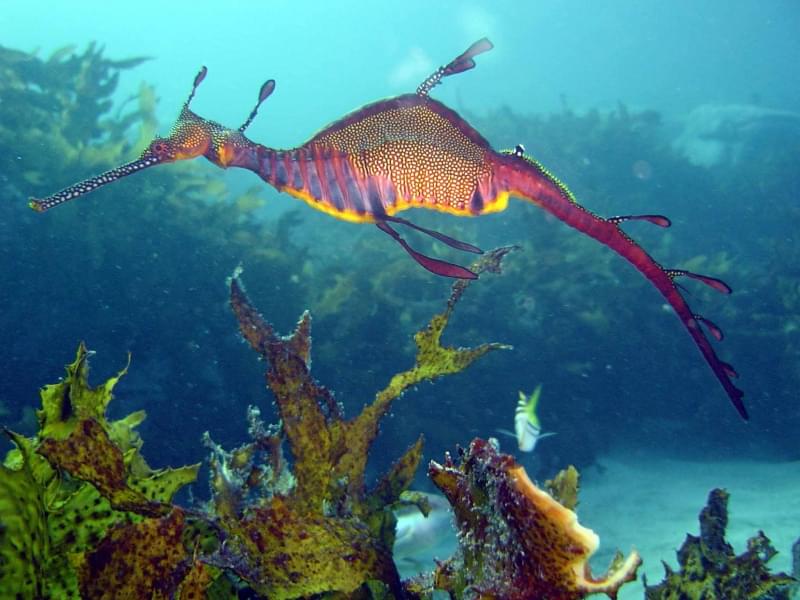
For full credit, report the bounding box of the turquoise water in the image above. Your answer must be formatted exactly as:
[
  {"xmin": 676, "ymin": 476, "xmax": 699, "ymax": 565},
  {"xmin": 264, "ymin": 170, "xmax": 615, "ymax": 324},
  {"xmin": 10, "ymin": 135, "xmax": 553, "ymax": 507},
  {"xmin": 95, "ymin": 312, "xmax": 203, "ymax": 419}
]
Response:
[
  {"xmin": 5, "ymin": 1, "xmax": 798, "ymax": 134},
  {"xmin": 1, "ymin": 2, "xmax": 799, "ymax": 595}
]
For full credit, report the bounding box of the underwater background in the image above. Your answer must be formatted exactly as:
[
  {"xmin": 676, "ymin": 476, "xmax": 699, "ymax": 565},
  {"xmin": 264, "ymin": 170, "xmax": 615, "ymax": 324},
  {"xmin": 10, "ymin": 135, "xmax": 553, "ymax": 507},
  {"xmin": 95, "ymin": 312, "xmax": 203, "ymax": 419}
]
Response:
[{"xmin": 1, "ymin": 1, "xmax": 800, "ymax": 597}]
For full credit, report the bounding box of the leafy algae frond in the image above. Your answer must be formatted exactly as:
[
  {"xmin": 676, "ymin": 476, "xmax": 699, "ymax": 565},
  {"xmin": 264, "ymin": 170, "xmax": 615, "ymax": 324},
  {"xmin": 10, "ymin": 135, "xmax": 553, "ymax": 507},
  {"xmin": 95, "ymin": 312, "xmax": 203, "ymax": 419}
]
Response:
[
  {"xmin": 216, "ymin": 248, "xmax": 512, "ymax": 598},
  {"xmin": 0, "ymin": 431, "xmax": 49, "ymax": 598},
  {"xmin": 0, "ymin": 343, "xmax": 199, "ymax": 598},
  {"xmin": 78, "ymin": 508, "xmax": 189, "ymax": 598}
]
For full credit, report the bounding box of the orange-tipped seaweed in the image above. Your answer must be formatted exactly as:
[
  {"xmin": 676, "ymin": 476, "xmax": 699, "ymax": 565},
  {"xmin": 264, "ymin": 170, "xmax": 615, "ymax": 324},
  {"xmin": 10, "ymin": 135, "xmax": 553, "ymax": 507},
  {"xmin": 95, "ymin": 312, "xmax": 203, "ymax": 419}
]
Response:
[{"xmin": 429, "ymin": 438, "xmax": 641, "ymax": 599}]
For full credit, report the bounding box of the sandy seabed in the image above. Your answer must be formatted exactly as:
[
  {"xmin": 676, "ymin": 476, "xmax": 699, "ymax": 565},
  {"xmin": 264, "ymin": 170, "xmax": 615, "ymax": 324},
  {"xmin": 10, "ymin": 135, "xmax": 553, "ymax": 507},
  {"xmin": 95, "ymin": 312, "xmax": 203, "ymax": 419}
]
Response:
[
  {"xmin": 399, "ymin": 454, "xmax": 800, "ymax": 598},
  {"xmin": 580, "ymin": 454, "xmax": 800, "ymax": 599}
]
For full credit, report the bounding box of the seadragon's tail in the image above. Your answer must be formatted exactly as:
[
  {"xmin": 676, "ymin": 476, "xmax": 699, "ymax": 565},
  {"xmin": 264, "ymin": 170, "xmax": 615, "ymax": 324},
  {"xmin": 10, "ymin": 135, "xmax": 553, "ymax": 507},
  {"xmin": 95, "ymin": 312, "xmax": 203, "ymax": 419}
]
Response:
[{"xmin": 492, "ymin": 150, "xmax": 746, "ymax": 420}]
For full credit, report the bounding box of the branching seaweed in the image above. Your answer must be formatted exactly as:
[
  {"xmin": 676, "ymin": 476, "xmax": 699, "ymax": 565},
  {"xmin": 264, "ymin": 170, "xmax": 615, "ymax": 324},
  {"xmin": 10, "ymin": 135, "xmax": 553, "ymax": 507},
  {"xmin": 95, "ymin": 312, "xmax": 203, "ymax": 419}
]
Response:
[
  {"xmin": 213, "ymin": 249, "xmax": 512, "ymax": 598},
  {"xmin": 0, "ymin": 248, "xmax": 513, "ymax": 599}
]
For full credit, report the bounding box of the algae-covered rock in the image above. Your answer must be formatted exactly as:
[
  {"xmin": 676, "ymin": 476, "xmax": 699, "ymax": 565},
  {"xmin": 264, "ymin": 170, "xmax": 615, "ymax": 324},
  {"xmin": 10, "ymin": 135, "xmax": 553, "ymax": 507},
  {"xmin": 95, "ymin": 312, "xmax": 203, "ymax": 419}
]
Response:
[{"xmin": 645, "ymin": 488, "xmax": 795, "ymax": 600}]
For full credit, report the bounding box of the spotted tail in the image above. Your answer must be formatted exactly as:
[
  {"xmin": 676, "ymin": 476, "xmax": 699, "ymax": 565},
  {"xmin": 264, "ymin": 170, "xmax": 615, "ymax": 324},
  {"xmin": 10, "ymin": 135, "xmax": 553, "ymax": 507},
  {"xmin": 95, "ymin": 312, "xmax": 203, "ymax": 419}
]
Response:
[{"xmin": 493, "ymin": 152, "xmax": 746, "ymax": 419}]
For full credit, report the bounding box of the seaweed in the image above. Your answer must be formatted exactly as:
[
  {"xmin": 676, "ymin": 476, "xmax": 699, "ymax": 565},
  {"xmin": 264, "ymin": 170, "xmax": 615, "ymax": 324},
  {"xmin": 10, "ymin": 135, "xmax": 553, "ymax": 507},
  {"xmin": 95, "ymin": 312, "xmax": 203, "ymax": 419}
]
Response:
[
  {"xmin": 208, "ymin": 250, "xmax": 511, "ymax": 598},
  {"xmin": 0, "ymin": 248, "xmax": 513, "ymax": 599},
  {"xmin": 78, "ymin": 508, "xmax": 190, "ymax": 598},
  {"xmin": 645, "ymin": 488, "xmax": 795, "ymax": 599},
  {"xmin": 0, "ymin": 343, "xmax": 199, "ymax": 597},
  {"xmin": 426, "ymin": 438, "xmax": 641, "ymax": 599}
]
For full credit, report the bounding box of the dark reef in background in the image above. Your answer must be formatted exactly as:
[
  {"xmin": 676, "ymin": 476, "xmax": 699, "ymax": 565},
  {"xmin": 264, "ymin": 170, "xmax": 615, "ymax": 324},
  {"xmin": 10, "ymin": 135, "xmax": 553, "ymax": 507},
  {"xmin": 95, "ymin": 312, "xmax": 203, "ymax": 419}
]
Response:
[{"xmin": 1, "ymin": 43, "xmax": 799, "ymax": 488}]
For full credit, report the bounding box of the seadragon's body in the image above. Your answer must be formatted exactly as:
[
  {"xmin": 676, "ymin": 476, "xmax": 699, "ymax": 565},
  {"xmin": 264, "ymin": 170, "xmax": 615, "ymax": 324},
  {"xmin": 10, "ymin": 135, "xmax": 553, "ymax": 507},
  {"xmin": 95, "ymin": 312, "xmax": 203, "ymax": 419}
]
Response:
[{"xmin": 30, "ymin": 39, "xmax": 747, "ymax": 419}]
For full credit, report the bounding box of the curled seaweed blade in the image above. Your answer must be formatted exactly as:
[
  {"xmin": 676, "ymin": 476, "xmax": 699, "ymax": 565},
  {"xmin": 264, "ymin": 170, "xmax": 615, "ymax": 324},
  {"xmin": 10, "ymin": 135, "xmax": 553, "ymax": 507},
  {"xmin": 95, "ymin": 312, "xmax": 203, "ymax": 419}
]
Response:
[
  {"xmin": 429, "ymin": 438, "xmax": 641, "ymax": 599},
  {"xmin": 38, "ymin": 418, "xmax": 163, "ymax": 516},
  {"xmin": 33, "ymin": 346, "xmax": 199, "ymax": 515},
  {"xmin": 128, "ymin": 463, "xmax": 201, "ymax": 505},
  {"xmin": 37, "ymin": 342, "xmax": 129, "ymax": 441}
]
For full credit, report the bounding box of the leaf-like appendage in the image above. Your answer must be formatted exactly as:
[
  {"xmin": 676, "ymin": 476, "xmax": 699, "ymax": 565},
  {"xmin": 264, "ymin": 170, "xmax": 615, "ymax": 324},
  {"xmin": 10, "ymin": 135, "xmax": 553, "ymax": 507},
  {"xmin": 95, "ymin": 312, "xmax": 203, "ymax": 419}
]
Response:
[
  {"xmin": 37, "ymin": 342, "xmax": 128, "ymax": 441},
  {"xmin": 78, "ymin": 509, "xmax": 188, "ymax": 599}
]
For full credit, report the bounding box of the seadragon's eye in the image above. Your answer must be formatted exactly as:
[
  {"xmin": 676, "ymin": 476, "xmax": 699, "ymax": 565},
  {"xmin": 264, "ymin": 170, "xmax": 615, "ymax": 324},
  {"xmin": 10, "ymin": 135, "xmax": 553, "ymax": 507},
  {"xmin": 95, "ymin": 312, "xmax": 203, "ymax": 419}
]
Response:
[{"xmin": 148, "ymin": 139, "xmax": 174, "ymax": 160}]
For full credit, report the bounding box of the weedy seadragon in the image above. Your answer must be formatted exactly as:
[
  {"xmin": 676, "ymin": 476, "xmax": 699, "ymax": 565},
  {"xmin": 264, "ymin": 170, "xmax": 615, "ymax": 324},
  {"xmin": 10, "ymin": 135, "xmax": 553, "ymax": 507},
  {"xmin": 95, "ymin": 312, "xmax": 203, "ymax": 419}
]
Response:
[{"xmin": 30, "ymin": 39, "xmax": 746, "ymax": 419}]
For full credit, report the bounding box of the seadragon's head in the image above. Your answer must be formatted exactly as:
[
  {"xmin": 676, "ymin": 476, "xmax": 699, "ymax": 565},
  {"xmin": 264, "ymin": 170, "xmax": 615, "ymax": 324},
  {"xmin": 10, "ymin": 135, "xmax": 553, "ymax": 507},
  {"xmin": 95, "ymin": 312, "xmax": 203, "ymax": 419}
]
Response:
[{"xmin": 29, "ymin": 68, "xmax": 274, "ymax": 213}]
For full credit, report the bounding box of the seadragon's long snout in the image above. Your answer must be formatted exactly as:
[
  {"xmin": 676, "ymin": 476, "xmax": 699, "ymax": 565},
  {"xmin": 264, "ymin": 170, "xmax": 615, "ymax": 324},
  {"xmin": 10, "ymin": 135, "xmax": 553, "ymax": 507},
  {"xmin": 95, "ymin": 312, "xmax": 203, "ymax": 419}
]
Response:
[
  {"xmin": 29, "ymin": 66, "xmax": 276, "ymax": 214},
  {"xmin": 29, "ymin": 68, "xmax": 214, "ymax": 213},
  {"xmin": 29, "ymin": 151, "xmax": 165, "ymax": 213}
]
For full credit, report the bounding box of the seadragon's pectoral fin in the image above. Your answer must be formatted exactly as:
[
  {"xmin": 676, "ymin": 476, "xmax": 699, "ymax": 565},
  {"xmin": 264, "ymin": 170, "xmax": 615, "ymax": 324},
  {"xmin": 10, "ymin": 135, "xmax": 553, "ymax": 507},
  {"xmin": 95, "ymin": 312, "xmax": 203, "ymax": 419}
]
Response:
[
  {"xmin": 382, "ymin": 215, "xmax": 483, "ymax": 254},
  {"xmin": 376, "ymin": 220, "xmax": 478, "ymax": 279}
]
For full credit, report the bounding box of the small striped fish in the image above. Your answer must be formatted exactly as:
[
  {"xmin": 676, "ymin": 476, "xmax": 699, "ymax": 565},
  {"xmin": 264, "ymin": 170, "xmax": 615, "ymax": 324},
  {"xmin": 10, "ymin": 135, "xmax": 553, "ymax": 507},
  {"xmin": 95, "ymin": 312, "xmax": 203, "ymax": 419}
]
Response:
[{"xmin": 514, "ymin": 385, "xmax": 556, "ymax": 452}]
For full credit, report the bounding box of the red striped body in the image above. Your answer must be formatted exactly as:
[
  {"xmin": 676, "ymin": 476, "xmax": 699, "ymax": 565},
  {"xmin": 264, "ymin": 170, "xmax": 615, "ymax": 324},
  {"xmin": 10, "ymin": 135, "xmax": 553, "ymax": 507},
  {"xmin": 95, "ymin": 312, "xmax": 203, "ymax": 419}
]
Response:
[
  {"xmin": 223, "ymin": 95, "xmax": 746, "ymax": 417},
  {"xmin": 492, "ymin": 155, "xmax": 745, "ymax": 414},
  {"xmin": 230, "ymin": 95, "xmax": 505, "ymax": 223},
  {"xmin": 30, "ymin": 40, "xmax": 745, "ymax": 418}
]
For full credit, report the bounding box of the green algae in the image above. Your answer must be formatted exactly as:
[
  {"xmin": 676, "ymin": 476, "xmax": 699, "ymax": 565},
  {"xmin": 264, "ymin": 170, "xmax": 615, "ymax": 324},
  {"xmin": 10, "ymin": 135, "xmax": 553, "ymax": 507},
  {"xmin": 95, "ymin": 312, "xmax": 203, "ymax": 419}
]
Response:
[
  {"xmin": 0, "ymin": 247, "xmax": 511, "ymax": 599},
  {"xmin": 214, "ymin": 251, "xmax": 511, "ymax": 598},
  {"xmin": 0, "ymin": 432, "xmax": 49, "ymax": 598},
  {"xmin": 0, "ymin": 343, "xmax": 199, "ymax": 598},
  {"xmin": 645, "ymin": 488, "xmax": 795, "ymax": 600}
]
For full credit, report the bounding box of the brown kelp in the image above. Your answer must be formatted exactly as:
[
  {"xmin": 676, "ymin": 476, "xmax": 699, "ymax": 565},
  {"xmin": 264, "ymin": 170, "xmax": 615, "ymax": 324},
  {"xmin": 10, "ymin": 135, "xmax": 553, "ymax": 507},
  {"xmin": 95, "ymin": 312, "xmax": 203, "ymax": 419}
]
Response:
[
  {"xmin": 209, "ymin": 249, "xmax": 511, "ymax": 598},
  {"xmin": 0, "ymin": 248, "xmax": 511, "ymax": 598}
]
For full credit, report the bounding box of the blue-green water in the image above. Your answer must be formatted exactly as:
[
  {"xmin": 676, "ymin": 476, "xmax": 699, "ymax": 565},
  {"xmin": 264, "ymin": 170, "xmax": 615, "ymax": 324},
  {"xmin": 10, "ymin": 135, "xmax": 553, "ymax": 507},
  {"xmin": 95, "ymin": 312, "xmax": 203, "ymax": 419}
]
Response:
[{"xmin": 1, "ymin": 2, "xmax": 799, "ymax": 592}]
